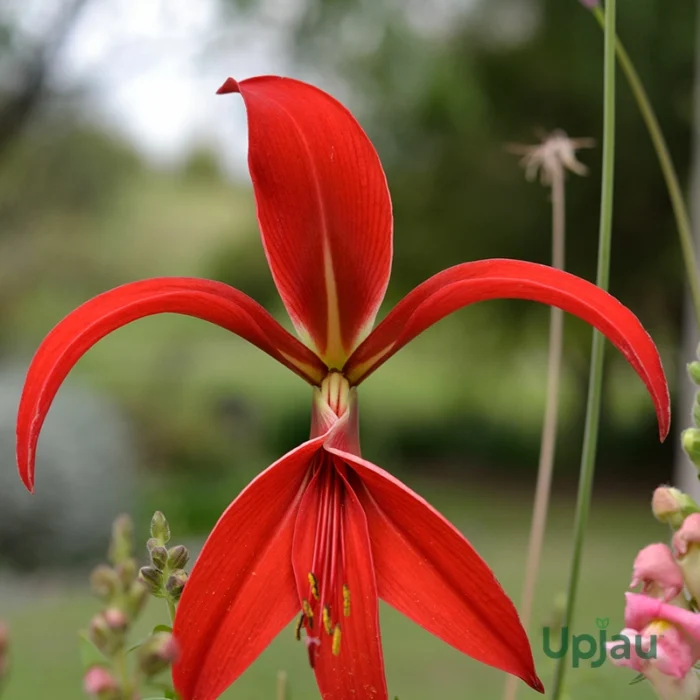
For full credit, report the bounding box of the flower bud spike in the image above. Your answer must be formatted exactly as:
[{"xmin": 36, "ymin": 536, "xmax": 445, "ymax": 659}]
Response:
[
  {"xmin": 150, "ymin": 511, "xmax": 171, "ymax": 544},
  {"xmin": 108, "ymin": 514, "xmax": 134, "ymax": 565}
]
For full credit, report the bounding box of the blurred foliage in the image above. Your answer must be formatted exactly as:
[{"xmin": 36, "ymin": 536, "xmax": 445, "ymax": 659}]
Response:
[{"xmin": 0, "ymin": 0, "xmax": 691, "ymax": 533}]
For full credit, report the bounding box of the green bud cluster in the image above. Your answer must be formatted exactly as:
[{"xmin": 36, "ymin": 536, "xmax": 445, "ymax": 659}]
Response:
[
  {"xmin": 138, "ymin": 511, "xmax": 190, "ymax": 609},
  {"xmin": 684, "ymin": 348, "xmax": 700, "ymax": 471},
  {"xmin": 81, "ymin": 512, "xmax": 183, "ymax": 699}
]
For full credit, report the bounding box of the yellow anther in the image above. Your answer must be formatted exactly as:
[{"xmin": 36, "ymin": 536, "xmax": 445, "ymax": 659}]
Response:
[
  {"xmin": 308, "ymin": 572, "xmax": 320, "ymax": 600},
  {"xmin": 342, "ymin": 584, "xmax": 351, "ymax": 617},
  {"xmin": 302, "ymin": 599, "xmax": 314, "ymax": 627},
  {"xmin": 322, "ymin": 604, "xmax": 333, "ymax": 635},
  {"xmin": 295, "ymin": 613, "xmax": 305, "ymax": 641},
  {"xmin": 332, "ymin": 625, "xmax": 342, "ymax": 656}
]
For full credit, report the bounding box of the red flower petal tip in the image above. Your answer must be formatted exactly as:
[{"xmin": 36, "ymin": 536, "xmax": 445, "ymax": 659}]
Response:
[{"xmin": 216, "ymin": 77, "xmax": 240, "ymax": 95}]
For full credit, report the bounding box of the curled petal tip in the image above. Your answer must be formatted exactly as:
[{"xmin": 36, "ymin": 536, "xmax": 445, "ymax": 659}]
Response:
[
  {"xmin": 531, "ymin": 676, "xmax": 545, "ymax": 694},
  {"xmin": 216, "ymin": 77, "xmax": 240, "ymax": 95}
]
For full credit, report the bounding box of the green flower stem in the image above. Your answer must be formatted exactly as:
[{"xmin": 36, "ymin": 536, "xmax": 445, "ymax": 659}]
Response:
[
  {"xmin": 551, "ymin": 0, "xmax": 617, "ymax": 697},
  {"xmin": 167, "ymin": 597, "xmax": 177, "ymax": 625},
  {"xmin": 591, "ymin": 4, "xmax": 700, "ymax": 329}
]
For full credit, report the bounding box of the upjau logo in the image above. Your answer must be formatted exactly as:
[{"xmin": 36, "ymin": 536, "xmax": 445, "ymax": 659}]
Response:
[{"xmin": 542, "ymin": 618, "xmax": 658, "ymax": 667}]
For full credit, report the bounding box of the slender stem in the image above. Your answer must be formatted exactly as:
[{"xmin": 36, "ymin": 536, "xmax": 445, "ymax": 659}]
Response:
[
  {"xmin": 551, "ymin": 0, "xmax": 617, "ymax": 696},
  {"xmin": 502, "ymin": 166, "xmax": 566, "ymax": 700},
  {"xmin": 591, "ymin": 5, "xmax": 700, "ymax": 329},
  {"xmin": 114, "ymin": 647, "xmax": 132, "ymax": 699},
  {"xmin": 166, "ymin": 598, "xmax": 177, "ymax": 625},
  {"xmin": 276, "ymin": 670, "xmax": 288, "ymax": 700}
]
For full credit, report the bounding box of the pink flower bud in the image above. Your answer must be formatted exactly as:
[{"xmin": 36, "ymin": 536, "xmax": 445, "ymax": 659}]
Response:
[
  {"xmin": 137, "ymin": 632, "xmax": 179, "ymax": 677},
  {"xmin": 103, "ymin": 608, "xmax": 128, "ymax": 631},
  {"xmin": 83, "ymin": 666, "xmax": 118, "ymax": 696},
  {"xmin": 630, "ymin": 543, "xmax": 685, "ymax": 603},
  {"xmin": 652, "ymin": 486, "xmax": 698, "ymax": 529},
  {"xmin": 673, "ymin": 513, "xmax": 700, "ymax": 602}
]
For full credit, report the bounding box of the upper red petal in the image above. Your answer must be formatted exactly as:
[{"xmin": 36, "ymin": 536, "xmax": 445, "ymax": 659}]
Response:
[
  {"xmin": 291, "ymin": 458, "xmax": 388, "ymax": 700},
  {"xmin": 17, "ymin": 277, "xmax": 326, "ymax": 492},
  {"xmin": 172, "ymin": 437, "xmax": 323, "ymax": 700},
  {"xmin": 344, "ymin": 259, "xmax": 670, "ymax": 440},
  {"xmin": 224, "ymin": 76, "xmax": 393, "ymax": 367},
  {"xmin": 327, "ymin": 446, "xmax": 543, "ymax": 693}
]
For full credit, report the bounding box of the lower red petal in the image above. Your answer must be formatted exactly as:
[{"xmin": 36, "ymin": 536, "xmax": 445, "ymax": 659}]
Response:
[
  {"xmin": 172, "ymin": 438, "xmax": 323, "ymax": 700},
  {"xmin": 291, "ymin": 455, "xmax": 388, "ymax": 700},
  {"xmin": 327, "ymin": 445, "xmax": 543, "ymax": 693}
]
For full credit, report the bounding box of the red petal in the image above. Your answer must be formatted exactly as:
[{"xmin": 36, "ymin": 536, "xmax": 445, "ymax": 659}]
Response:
[
  {"xmin": 291, "ymin": 458, "xmax": 388, "ymax": 700},
  {"xmin": 17, "ymin": 277, "xmax": 326, "ymax": 492},
  {"xmin": 327, "ymin": 446, "xmax": 543, "ymax": 693},
  {"xmin": 172, "ymin": 438, "xmax": 323, "ymax": 700},
  {"xmin": 344, "ymin": 259, "xmax": 670, "ymax": 440},
  {"xmin": 224, "ymin": 76, "xmax": 393, "ymax": 367}
]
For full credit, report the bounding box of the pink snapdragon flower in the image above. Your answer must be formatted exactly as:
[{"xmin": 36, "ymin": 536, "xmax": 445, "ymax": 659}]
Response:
[
  {"xmin": 674, "ymin": 513, "xmax": 700, "ymax": 602},
  {"xmin": 607, "ymin": 593, "xmax": 700, "ymax": 700},
  {"xmin": 630, "ymin": 544, "xmax": 686, "ymax": 604}
]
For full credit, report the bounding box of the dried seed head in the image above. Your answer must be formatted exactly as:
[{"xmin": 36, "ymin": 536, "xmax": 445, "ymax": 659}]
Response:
[{"xmin": 507, "ymin": 130, "xmax": 595, "ymax": 187}]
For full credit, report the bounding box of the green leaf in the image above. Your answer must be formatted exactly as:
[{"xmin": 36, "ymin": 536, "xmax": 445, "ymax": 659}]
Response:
[
  {"xmin": 78, "ymin": 631, "xmax": 108, "ymax": 670},
  {"xmin": 595, "ymin": 617, "xmax": 609, "ymax": 630},
  {"xmin": 153, "ymin": 624, "xmax": 173, "ymax": 634}
]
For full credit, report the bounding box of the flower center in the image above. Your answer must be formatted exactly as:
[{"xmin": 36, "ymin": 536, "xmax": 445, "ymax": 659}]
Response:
[
  {"xmin": 320, "ymin": 371, "xmax": 350, "ymax": 418},
  {"xmin": 296, "ymin": 459, "xmax": 351, "ymax": 665}
]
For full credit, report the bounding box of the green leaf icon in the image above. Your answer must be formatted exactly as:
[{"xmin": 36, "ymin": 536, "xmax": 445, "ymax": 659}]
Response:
[{"xmin": 596, "ymin": 617, "xmax": 610, "ymax": 630}]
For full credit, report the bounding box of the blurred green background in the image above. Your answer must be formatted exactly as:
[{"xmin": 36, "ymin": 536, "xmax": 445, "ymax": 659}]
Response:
[{"xmin": 0, "ymin": 0, "xmax": 695, "ymax": 697}]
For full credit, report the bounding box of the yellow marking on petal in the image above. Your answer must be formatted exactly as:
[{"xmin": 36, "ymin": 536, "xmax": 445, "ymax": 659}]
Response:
[
  {"xmin": 278, "ymin": 351, "xmax": 325, "ymax": 385},
  {"xmin": 295, "ymin": 613, "xmax": 305, "ymax": 641},
  {"xmin": 342, "ymin": 584, "xmax": 351, "ymax": 617},
  {"xmin": 322, "ymin": 604, "xmax": 333, "ymax": 635},
  {"xmin": 321, "ymin": 243, "xmax": 346, "ymax": 369},
  {"xmin": 308, "ymin": 572, "xmax": 320, "ymax": 600},
  {"xmin": 332, "ymin": 625, "xmax": 342, "ymax": 656},
  {"xmin": 302, "ymin": 599, "xmax": 314, "ymax": 627},
  {"xmin": 346, "ymin": 345, "xmax": 396, "ymax": 385}
]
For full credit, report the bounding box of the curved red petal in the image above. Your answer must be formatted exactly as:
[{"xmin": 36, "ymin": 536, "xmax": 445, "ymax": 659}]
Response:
[
  {"xmin": 327, "ymin": 446, "xmax": 543, "ymax": 693},
  {"xmin": 172, "ymin": 438, "xmax": 323, "ymax": 700},
  {"xmin": 224, "ymin": 76, "xmax": 393, "ymax": 367},
  {"xmin": 291, "ymin": 457, "xmax": 388, "ymax": 700},
  {"xmin": 17, "ymin": 277, "xmax": 326, "ymax": 492},
  {"xmin": 344, "ymin": 259, "xmax": 670, "ymax": 440}
]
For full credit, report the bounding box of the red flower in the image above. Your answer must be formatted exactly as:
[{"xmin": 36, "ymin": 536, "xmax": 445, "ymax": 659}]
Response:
[{"xmin": 16, "ymin": 76, "xmax": 670, "ymax": 700}]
